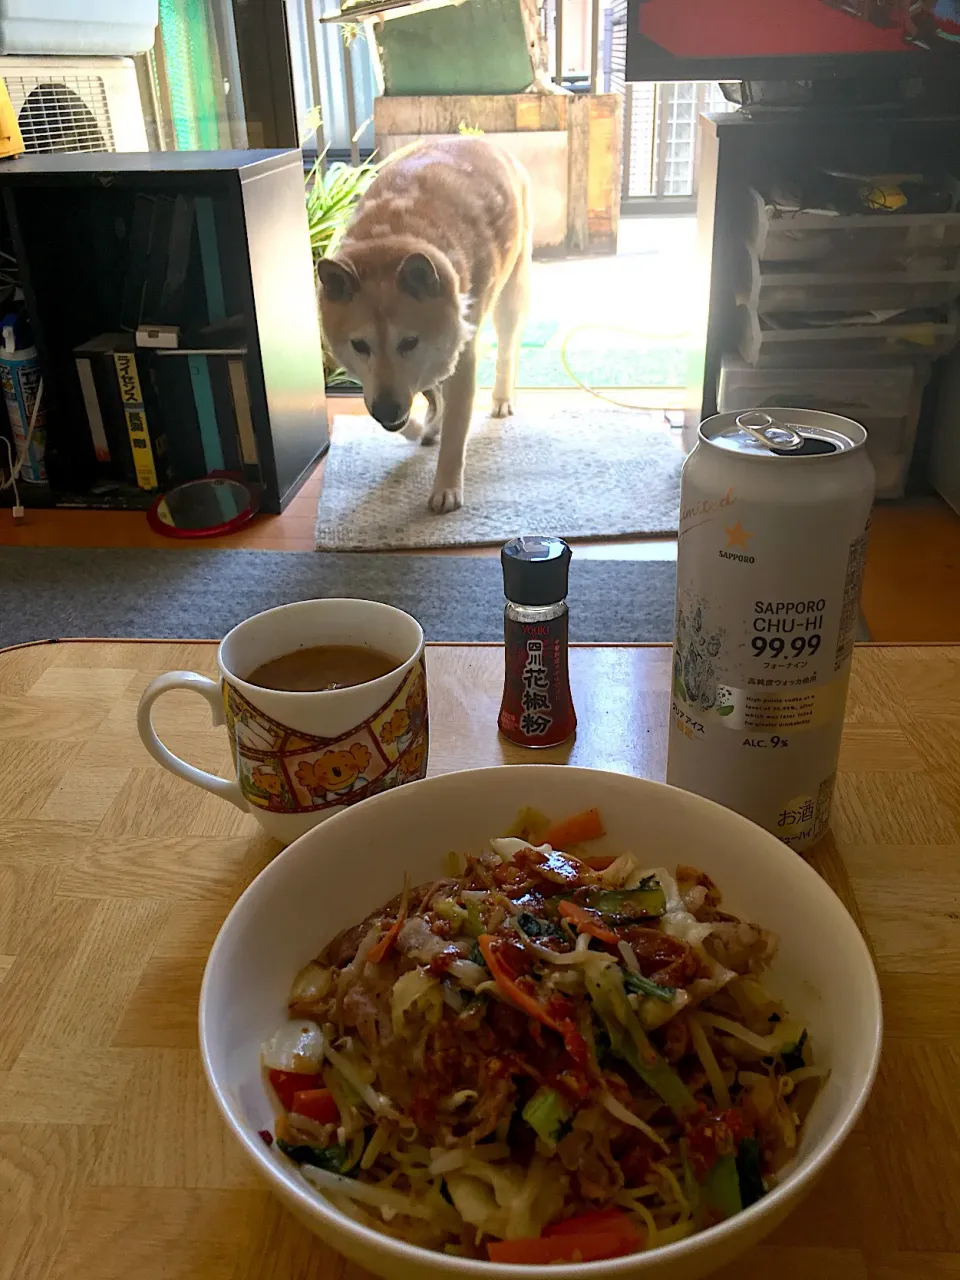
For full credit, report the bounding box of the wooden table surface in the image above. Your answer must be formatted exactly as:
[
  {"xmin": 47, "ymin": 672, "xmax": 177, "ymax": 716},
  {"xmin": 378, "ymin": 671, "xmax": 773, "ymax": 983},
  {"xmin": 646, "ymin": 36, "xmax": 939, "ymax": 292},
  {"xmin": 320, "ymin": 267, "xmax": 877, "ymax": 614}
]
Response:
[{"xmin": 1, "ymin": 639, "xmax": 958, "ymax": 1280}]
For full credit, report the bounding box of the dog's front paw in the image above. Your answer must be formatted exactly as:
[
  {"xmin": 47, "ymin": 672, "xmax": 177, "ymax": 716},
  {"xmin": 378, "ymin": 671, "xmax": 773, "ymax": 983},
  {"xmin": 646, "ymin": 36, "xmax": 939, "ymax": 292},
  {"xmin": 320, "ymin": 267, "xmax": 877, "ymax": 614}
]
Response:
[
  {"xmin": 421, "ymin": 421, "xmax": 440, "ymax": 447},
  {"xmin": 428, "ymin": 484, "xmax": 463, "ymax": 514},
  {"xmin": 491, "ymin": 397, "xmax": 515, "ymax": 418},
  {"xmin": 400, "ymin": 418, "xmax": 424, "ymax": 442}
]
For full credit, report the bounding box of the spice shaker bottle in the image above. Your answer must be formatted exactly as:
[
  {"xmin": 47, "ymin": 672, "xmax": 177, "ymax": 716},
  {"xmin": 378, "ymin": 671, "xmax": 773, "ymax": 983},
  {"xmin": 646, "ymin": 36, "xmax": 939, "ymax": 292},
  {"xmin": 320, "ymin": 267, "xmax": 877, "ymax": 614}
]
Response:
[{"xmin": 498, "ymin": 535, "xmax": 576, "ymax": 748}]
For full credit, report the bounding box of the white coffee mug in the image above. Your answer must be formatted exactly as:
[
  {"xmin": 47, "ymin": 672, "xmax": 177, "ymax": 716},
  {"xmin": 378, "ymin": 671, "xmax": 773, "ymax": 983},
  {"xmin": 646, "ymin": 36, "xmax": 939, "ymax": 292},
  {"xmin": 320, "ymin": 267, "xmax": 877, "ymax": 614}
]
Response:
[{"xmin": 137, "ymin": 598, "xmax": 427, "ymax": 844}]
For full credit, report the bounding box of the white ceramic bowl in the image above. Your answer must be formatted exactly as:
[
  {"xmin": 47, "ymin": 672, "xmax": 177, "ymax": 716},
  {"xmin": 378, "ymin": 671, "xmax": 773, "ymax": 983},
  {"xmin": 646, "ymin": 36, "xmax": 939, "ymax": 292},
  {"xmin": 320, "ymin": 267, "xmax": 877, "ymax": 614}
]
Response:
[{"xmin": 200, "ymin": 766, "xmax": 882, "ymax": 1280}]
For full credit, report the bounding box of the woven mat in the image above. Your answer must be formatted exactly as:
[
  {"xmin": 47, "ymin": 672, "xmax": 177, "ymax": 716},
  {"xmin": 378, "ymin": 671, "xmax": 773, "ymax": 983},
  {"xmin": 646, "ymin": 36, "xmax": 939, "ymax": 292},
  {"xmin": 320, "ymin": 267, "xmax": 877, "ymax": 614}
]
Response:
[{"xmin": 314, "ymin": 408, "xmax": 683, "ymax": 551}]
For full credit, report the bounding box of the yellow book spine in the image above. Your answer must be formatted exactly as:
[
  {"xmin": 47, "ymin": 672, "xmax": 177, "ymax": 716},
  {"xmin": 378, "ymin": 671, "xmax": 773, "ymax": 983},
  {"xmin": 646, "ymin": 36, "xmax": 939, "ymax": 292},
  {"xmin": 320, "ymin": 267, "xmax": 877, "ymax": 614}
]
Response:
[{"xmin": 113, "ymin": 351, "xmax": 159, "ymax": 490}]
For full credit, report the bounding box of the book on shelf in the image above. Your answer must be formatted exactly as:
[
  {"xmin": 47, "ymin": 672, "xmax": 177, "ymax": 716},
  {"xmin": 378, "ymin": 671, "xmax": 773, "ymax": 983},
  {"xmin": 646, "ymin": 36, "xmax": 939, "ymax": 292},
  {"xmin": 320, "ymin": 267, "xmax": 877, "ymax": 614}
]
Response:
[
  {"xmin": 155, "ymin": 348, "xmax": 260, "ymax": 483},
  {"xmin": 120, "ymin": 193, "xmax": 199, "ymax": 334},
  {"xmin": 119, "ymin": 195, "xmax": 155, "ymax": 333},
  {"xmin": 74, "ymin": 334, "xmax": 136, "ymax": 486},
  {"xmin": 157, "ymin": 194, "xmax": 195, "ymax": 323},
  {"xmin": 74, "ymin": 334, "xmax": 170, "ymax": 491},
  {"xmin": 195, "ymin": 195, "xmax": 226, "ymax": 327},
  {"xmin": 112, "ymin": 343, "xmax": 170, "ymax": 491},
  {"xmin": 226, "ymin": 357, "xmax": 260, "ymax": 482},
  {"xmin": 151, "ymin": 355, "xmax": 206, "ymax": 483}
]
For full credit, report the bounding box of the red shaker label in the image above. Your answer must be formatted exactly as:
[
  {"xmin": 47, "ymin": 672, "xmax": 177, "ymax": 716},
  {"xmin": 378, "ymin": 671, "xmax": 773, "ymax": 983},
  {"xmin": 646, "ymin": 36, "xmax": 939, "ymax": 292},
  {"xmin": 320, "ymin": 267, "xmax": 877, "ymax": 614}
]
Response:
[{"xmin": 499, "ymin": 614, "xmax": 576, "ymax": 747}]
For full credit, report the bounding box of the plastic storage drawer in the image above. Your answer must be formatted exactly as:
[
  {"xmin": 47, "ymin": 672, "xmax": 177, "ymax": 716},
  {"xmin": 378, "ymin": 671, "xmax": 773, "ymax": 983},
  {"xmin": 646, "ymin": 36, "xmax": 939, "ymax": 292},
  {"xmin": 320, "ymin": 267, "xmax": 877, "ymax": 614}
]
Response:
[
  {"xmin": 717, "ymin": 356, "xmax": 925, "ymax": 499},
  {"xmin": 734, "ymin": 246, "xmax": 960, "ymax": 314},
  {"xmin": 0, "ymin": 0, "xmax": 157, "ymax": 56},
  {"xmin": 718, "ymin": 358, "xmax": 918, "ymax": 419},
  {"xmin": 736, "ymin": 303, "xmax": 960, "ymax": 367},
  {"xmin": 744, "ymin": 187, "xmax": 960, "ymax": 269}
]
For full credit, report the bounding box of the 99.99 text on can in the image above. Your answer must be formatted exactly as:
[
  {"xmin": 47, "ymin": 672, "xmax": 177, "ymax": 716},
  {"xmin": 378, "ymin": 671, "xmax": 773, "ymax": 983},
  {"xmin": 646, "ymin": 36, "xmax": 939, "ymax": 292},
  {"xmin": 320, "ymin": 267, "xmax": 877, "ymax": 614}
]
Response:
[{"xmin": 666, "ymin": 409, "xmax": 874, "ymax": 853}]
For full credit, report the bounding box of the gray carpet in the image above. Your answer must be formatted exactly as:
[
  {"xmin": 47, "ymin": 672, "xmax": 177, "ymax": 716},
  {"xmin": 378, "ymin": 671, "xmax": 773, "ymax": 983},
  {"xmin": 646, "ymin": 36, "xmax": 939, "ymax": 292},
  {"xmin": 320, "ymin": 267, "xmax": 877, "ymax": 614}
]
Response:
[
  {"xmin": 315, "ymin": 410, "xmax": 684, "ymax": 551},
  {"xmin": 0, "ymin": 549, "xmax": 677, "ymax": 648}
]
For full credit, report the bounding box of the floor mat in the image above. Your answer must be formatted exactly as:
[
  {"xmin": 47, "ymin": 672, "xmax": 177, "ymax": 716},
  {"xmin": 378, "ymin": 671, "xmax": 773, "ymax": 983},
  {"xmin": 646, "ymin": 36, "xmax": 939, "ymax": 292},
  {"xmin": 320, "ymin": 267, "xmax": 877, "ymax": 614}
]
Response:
[
  {"xmin": 314, "ymin": 409, "xmax": 684, "ymax": 551},
  {"xmin": 0, "ymin": 549, "xmax": 678, "ymax": 647}
]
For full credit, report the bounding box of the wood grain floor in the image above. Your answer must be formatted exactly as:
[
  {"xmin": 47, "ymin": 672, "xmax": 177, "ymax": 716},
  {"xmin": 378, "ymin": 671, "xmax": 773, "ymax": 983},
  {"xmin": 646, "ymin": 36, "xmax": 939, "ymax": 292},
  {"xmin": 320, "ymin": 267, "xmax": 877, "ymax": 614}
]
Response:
[
  {"xmin": 3, "ymin": 393, "xmax": 959, "ymax": 643},
  {"xmin": 860, "ymin": 499, "xmax": 960, "ymax": 643}
]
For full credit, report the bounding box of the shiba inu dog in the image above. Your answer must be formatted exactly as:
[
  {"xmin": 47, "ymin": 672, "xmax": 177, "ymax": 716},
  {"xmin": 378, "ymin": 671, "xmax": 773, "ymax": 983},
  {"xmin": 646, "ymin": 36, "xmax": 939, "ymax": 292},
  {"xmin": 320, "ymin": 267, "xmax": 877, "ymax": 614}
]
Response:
[{"xmin": 317, "ymin": 136, "xmax": 532, "ymax": 514}]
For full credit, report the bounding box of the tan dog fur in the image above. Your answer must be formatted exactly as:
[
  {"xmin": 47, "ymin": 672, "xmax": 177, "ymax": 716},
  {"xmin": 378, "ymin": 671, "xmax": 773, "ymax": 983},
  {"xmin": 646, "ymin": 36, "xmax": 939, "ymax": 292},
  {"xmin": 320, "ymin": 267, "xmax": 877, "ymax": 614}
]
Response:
[{"xmin": 317, "ymin": 136, "xmax": 531, "ymax": 513}]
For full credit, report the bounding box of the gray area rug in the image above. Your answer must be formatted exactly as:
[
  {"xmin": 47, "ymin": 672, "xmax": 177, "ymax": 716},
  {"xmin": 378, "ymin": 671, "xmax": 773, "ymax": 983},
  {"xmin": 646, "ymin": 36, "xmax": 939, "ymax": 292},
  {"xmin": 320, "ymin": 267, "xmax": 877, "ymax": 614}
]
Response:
[
  {"xmin": 0, "ymin": 549, "xmax": 677, "ymax": 648},
  {"xmin": 314, "ymin": 410, "xmax": 684, "ymax": 551}
]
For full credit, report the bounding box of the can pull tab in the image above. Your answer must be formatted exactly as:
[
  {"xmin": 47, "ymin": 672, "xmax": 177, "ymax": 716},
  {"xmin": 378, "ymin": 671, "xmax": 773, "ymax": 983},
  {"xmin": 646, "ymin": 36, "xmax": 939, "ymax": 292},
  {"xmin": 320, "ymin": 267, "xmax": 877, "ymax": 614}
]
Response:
[{"xmin": 735, "ymin": 411, "xmax": 805, "ymax": 453}]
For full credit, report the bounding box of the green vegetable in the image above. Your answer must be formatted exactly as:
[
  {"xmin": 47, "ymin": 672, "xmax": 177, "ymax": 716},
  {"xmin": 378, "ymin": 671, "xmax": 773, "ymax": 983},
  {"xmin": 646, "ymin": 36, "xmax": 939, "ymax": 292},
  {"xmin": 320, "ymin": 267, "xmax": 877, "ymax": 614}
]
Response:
[
  {"xmin": 585, "ymin": 965, "xmax": 697, "ymax": 1119},
  {"xmin": 434, "ymin": 898, "xmax": 467, "ymax": 927},
  {"xmin": 517, "ymin": 912, "xmax": 566, "ymax": 942},
  {"xmin": 583, "ymin": 879, "xmax": 666, "ymax": 919},
  {"xmin": 781, "ymin": 1029, "xmax": 808, "ymax": 1073},
  {"xmin": 592, "ymin": 1017, "xmax": 613, "ymax": 1068},
  {"xmin": 276, "ymin": 1138, "xmax": 349, "ymax": 1173},
  {"xmin": 503, "ymin": 807, "xmax": 550, "ymax": 842},
  {"xmin": 697, "ymin": 1154, "xmax": 743, "ymax": 1226},
  {"xmin": 736, "ymin": 1138, "xmax": 766, "ymax": 1208},
  {"xmin": 522, "ymin": 1087, "xmax": 573, "ymax": 1147},
  {"xmin": 468, "ymin": 941, "xmax": 487, "ymax": 968},
  {"xmin": 464, "ymin": 902, "xmax": 485, "ymax": 938},
  {"xmin": 622, "ymin": 970, "xmax": 676, "ymax": 1003}
]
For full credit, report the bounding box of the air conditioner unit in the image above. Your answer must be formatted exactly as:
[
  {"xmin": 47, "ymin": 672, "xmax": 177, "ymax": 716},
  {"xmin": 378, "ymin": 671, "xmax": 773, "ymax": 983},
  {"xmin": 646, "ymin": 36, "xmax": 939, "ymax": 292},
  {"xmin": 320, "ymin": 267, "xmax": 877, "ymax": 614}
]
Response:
[{"xmin": 0, "ymin": 55, "xmax": 148, "ymax": 154}]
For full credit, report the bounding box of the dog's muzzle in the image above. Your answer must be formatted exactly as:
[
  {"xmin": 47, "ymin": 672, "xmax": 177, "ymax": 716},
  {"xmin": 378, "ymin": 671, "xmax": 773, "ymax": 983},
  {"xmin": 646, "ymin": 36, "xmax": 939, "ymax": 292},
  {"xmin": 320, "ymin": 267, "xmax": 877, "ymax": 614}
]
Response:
[
  {"xmin": 370, "ymin": 395, "xmax": 408, "ymax": 432},
  {"xmin": 380, "ymin": 416, "xmax": 409, "ymax": 433}
]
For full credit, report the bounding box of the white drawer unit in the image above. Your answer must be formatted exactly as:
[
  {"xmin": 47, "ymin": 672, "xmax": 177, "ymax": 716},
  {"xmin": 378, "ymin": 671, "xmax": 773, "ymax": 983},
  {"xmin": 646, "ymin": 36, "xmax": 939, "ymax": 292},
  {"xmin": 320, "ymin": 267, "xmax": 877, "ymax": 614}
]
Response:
[
  {"xmin": 743, "ymin": 186, "xmax": 960, "ymax": 269},
  {"xmin": 717, "ymin": 356, "xmax": 927, "ymax": 499},
  {"xmin": 736, "ymin": 303, "xmax": 959, "ymax": 368},
  {"xmin": 734, "ymin": 247, "xmax": 960, "ymax": 315}
]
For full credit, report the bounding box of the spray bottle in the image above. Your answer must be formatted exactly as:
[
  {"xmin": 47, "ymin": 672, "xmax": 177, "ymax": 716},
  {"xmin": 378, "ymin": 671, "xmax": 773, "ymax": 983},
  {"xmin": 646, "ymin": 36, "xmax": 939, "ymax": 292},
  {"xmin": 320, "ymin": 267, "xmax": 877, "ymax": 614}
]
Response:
[{"xmin": 0, "ymin": 312, "xmax": 45, "ymax": 483}]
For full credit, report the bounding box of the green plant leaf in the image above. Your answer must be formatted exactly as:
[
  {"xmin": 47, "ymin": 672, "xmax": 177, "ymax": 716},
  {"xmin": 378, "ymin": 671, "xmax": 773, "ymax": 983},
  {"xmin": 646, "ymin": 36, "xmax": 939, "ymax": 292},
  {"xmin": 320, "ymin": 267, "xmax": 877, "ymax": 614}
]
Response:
[
  {"xmin": 716, "ymin": 704, "xmax": 735, "ymax": 717},
  {"xmin": 305, "ymin": 154, "xmax": 380, "ymax": 262}
]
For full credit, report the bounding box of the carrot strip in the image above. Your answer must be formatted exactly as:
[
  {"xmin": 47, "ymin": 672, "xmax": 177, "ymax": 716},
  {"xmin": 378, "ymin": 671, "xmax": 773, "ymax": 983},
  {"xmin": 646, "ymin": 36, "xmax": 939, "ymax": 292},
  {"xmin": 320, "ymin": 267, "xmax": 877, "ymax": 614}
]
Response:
[
  {"xmin": 558, "ymin": 900, "xmax": 619, "ymax": 945},
  {"xmin": 487, "ymin": 1229, "xmax": 639, "ymax": 1265},
  {"xmin": 542, "ymin": 807, "xmax": 606, "ymax": 849},
  {"xmin": 585, "ymin": 854, "xmax": 618, "ymax": 871},
  {"xmin": 545, "ymin": 1207, "xmax": 641, "ymax": 1241},
  {"xmin": 478, "ymin": 934, "xmax": 562, "ymax": 1032},
  {"xmin": 267, "ymin": 1069, "xmax": 322, "ymax": 1111},
  {"xmin": 290, "ymin": 1088, "xmax": 339, "ymax": 1125},
  {"xmin": 368, "ymin": 875, "xmax": 409, "ymax": 964}
]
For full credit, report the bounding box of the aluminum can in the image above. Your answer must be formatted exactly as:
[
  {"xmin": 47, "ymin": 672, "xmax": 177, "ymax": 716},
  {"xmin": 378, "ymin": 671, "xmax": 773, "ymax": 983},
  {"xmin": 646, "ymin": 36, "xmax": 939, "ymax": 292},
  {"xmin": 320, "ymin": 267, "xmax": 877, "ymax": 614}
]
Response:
[{"xmin": 666, "ymin": 409, "xmax": 875, "ymax": 853}]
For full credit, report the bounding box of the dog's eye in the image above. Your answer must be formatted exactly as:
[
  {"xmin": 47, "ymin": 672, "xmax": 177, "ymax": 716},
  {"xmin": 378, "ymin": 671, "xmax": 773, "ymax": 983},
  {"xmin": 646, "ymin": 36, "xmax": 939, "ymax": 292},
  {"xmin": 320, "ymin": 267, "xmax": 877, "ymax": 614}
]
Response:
[
  {"xmin": 397, "ymin": 336, "xmax": 419, "ymax": 355},
  {"xmin": 351, "ymin": 339, "xmax": 371, "ymax": 356}
]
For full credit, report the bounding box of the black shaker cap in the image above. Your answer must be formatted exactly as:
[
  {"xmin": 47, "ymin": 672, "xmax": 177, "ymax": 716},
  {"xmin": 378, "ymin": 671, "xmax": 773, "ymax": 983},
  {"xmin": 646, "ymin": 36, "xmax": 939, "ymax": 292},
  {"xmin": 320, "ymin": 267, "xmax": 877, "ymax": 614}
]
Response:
[{"xmin": 501, "ymin": 536, "xmax": 571, "ymax": 606}]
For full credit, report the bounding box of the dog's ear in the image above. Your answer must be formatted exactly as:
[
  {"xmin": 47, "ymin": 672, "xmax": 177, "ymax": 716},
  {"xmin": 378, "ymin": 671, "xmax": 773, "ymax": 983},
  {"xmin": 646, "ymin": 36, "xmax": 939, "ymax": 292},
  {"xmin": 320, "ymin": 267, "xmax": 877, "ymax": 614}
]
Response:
[
  {"xmin": 397, "ymin": 252, "xmax": 442, "ymax": 300},
  {"xmin": 317, "ymin": 258, "xmax": 359, "ymax": 303}
]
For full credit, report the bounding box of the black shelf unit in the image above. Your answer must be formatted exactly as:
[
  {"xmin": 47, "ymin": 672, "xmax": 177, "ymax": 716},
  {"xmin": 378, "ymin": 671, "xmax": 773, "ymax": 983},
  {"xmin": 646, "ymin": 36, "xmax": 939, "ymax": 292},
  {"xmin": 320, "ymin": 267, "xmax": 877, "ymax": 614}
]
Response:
[{"xmin": 0, "ymin": 149, "xmax": 329, "ymax": 514}]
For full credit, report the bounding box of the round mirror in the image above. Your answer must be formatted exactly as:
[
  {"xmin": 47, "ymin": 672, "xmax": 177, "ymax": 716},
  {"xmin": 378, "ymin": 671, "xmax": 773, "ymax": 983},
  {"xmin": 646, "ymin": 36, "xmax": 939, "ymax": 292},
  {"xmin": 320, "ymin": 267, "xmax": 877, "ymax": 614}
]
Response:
[{"xmin": 147, "ymin": 476, "xmax": 260, "ymax": 539}]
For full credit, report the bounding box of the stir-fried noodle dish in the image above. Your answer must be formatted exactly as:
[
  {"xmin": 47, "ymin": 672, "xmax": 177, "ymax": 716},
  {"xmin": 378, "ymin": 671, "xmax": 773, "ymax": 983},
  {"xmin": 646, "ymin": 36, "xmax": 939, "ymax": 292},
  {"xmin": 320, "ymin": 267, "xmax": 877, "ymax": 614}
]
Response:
[{"xmin": 260, "ymin": 806, "xmax": 826, "ymax": 1264}]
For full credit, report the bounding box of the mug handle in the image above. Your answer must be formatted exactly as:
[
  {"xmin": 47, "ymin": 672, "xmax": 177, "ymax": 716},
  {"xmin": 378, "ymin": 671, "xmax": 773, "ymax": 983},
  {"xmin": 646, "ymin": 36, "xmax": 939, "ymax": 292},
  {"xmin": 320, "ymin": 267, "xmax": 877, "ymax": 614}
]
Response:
[{"xmin": 137, "ymin": 671, "xmax": 247, "ymax": 811}]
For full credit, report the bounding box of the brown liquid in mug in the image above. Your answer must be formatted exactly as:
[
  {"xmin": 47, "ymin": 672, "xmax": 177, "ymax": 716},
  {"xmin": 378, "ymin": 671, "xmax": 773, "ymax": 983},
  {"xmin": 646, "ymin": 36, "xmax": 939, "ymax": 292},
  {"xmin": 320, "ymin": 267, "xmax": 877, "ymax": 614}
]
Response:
[{"xmin": 245, "ymin": 644, "xmax": 401, "ymax": 692}]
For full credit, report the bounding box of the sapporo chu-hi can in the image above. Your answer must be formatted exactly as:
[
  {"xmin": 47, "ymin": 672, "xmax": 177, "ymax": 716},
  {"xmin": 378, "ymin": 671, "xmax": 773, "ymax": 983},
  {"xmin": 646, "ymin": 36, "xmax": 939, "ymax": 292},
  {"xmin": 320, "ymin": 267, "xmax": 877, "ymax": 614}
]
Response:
[{"xmin": 666, "ymin": 409, "xmax": 875, "ymax": 853}]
